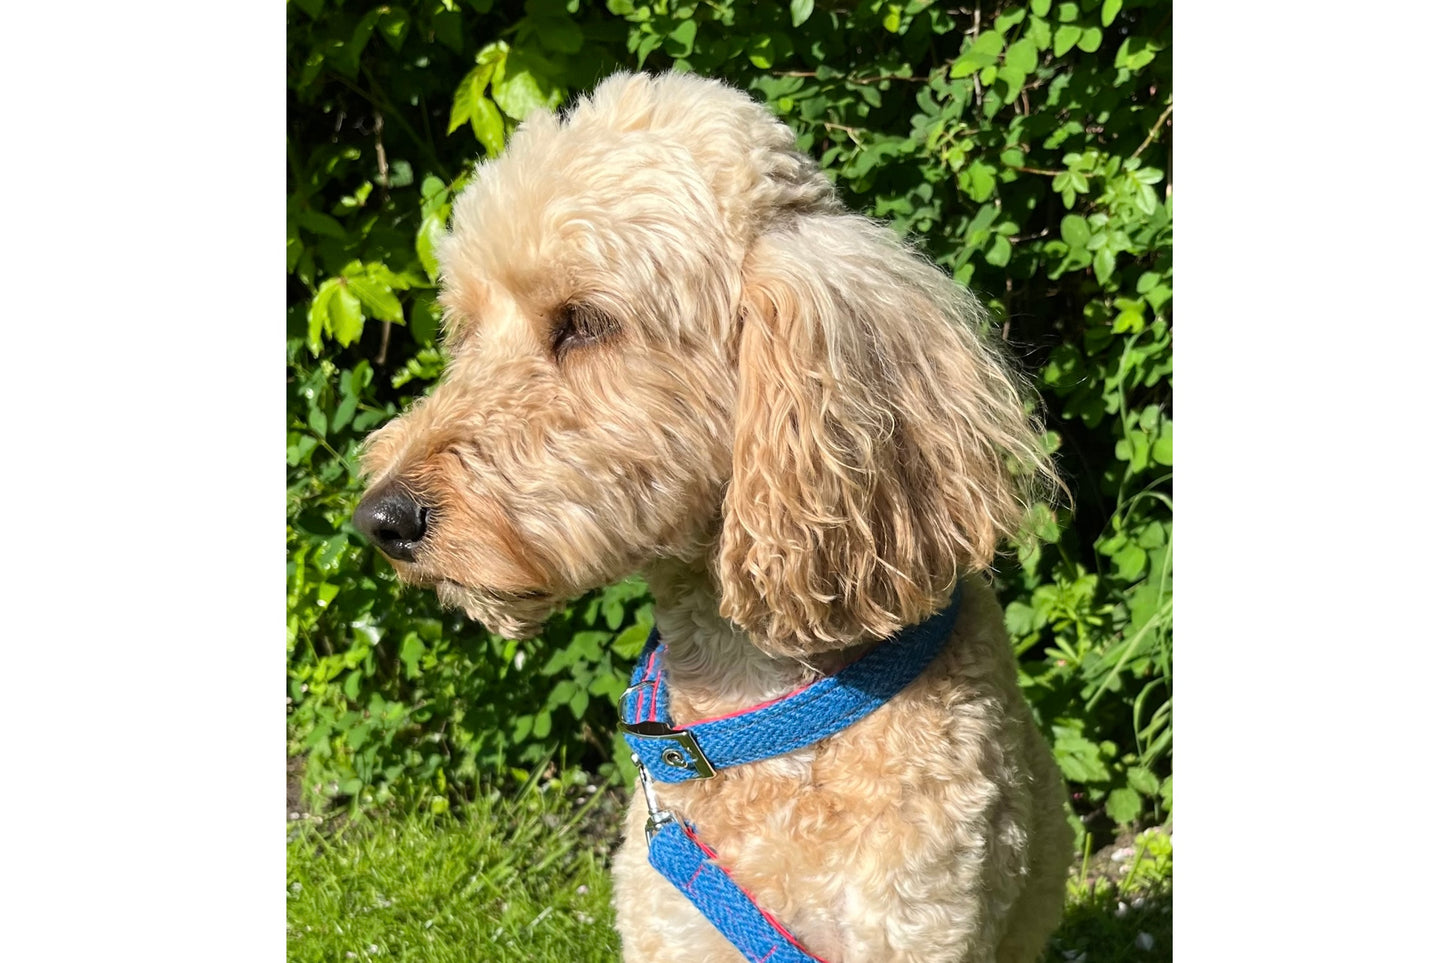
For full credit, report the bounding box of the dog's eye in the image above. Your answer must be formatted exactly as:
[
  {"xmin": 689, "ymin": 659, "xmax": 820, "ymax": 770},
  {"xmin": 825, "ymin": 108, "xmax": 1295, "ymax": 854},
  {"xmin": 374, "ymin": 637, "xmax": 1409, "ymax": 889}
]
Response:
[{"xmin": 551, "ymin": 302, "xmax": 617, "ymax": 362}]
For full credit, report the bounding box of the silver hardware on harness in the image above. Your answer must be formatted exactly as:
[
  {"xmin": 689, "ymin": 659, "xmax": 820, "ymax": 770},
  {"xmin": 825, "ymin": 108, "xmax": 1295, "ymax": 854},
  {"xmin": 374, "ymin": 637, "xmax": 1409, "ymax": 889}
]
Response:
[
  {"xmin": 620, "ymin": 722, "xmax": 718, "ymax": 779},
  {"xmin": 632, "ymin": 753, "xmax": 675, "ymax": 841}
]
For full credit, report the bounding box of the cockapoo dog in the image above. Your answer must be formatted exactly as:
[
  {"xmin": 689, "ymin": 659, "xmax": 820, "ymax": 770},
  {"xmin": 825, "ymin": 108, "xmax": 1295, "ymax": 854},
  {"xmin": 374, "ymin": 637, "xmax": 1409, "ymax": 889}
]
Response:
[{"xmin": 355, "ymin": 72, "xmax": 1071, "ymax": 963}]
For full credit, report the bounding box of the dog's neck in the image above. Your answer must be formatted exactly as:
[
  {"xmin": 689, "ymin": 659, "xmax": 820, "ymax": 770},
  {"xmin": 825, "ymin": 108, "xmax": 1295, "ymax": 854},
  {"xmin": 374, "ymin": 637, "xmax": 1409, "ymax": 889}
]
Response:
[{"xmin": 641, "ymin": 559, "xmax": 868, "ymax": 725}]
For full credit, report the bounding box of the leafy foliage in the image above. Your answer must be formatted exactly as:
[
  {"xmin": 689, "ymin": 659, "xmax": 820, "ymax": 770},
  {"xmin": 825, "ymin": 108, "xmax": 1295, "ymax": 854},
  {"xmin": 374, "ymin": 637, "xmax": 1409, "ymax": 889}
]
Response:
[
  {"xmin": 287, "ymin": 0, "xmax": 1173, "ymax": 842},
  {"xmin": 1049, "ymin": 827, "xmax": 1172, "ymax": 961}
]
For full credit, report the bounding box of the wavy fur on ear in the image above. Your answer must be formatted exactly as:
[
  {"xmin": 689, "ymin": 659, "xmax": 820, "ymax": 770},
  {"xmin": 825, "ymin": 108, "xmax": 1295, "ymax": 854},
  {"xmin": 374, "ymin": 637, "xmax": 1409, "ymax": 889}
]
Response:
[{"xmin": 716, "ymin": 213, "xmax": 1058, "ymax": 656}]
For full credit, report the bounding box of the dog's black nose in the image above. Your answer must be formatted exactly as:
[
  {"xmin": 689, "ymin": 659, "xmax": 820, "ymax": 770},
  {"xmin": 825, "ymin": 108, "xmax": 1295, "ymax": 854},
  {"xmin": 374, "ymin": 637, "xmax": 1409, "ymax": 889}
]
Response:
[{"xmin": 353, "ymin": 482, "xmax": 429, "ymax": 562}]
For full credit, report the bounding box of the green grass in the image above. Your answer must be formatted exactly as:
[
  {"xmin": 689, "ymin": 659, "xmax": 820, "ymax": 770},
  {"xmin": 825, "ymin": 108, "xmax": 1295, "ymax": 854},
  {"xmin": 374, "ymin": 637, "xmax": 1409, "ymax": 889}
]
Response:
[
  {"xmin": 287, "ymin": 776, "xmax": 620, "ymax": 962},
  {"xmin": 289, "ymin": 780, "xmax": 1170, "ymax": 962}
]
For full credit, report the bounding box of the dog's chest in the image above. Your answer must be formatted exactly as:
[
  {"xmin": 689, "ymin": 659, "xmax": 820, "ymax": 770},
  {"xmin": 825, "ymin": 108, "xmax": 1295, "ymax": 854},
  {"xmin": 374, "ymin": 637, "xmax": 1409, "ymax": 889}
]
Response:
[{"xmin": 645, "ymin": 696, "xmax": 967, "ymax": 958}]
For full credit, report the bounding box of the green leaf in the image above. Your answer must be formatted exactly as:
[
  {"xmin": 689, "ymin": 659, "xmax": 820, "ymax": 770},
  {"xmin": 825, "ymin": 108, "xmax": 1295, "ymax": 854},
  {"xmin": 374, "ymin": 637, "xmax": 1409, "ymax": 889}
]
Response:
[
  {"xmin": 332, "ymin": 9, "xmax": 382, "ymax": 78},
  {"xmin": 984, "ymin": 232, "xmax": 1012, "ymax": 266},
  {"xmin": 378, "ymin": 8, "xmax": 410, "ymax": 51},
  {"xmin": 996, "ymin": 6, "xmax": 1027, "ymax": 31},
  {"xmin": 747, "ymin": 33, "xmax": 774, "ymax": 69},
  {"xmin": 448, "ymin": 64, "xmax": 496, "ymax": 135},
  {"xmin": 1093, "ymin": 247, "xmax": 1116, "ymax": 283},
  {"xmin": 295, "ymin": 209, "xmax": 347, "ymax": 239},
  {"xmin": 1127, "ymin": 766, "xmax": 1161, "ymax": 797},
  {"xmin": 287, "ymin": 434, "xmax": 318, "ymax": 467},
  {"xmin": 1102, "ymin": 0, "xmax": 1123, "ymax": 26},
  {"xmin": 406, "ymin": 299, "xmax": 439, "ymax": 346},
  {"xmin": 1060, "ymin": 214, "xmax": 1090, "ymax": 250},
  {"xmin": 599, "ymin": 601, "xmax": 623, "ymax": 633},
  {"xmin": 329, "ymin": 282, "xmax": 364, "ymax": 346},
  {"xmin": 1052, "ymin": 723, "xmax": 1111, "ymax": 783},
  {"xmin": 1056, "ymin": 748, "xmax": 1109, "ymax": 785},
  {"xmin": 492, "ymin": 49, "xmax": 564, "ymax": 120},
  {"xmin": 1026, "ymin": 15, "xmax": 1052, "ymax": 51},
  {"xmin": 790, "ymin": 0, "xmax": 815, "ymax": 27},
  {"xmin": 1105, "ymin": 786, "xmax": 1142, "ymax": 826},
  {"xmin": 663, "ymin": 18, "xmax": 698, "ymax": 57},
  {"xmin": 1004, "ymin": 38, "xmax": 1038, "ymax": 75},
  {"xmin": 1136, "ymin": 182, "xmax": 1158, "ymax": 216},
  {"xmin": 538, "ymin": 648, "xmax": 573, "ymax": 676},
  {"xmin": 1078, "ymin": 26, "xmax": 1103, "ymax": 52},
  {"xmin": 547, "ymin": 679, "xmax": 578, "ymax": 709},
  {"xmin": 950, "ymin": 30, "xmax": 1004, "ymax": 78},
  {"xmin": 1004, "ymin": 601, "xmax": 1037, "ymax": 638},
  {"xmin": 475, "ymin": 40, "xmax": 507, "ymax": 69},
  {"xmin": 965, "ymin": 161, "xmax": 997, "ymax": 201},
  {"xmin": 330, "ymin": 389, "xmax": 358, "ymax": 434},
  {"xmin": 997, "ymin": 63, "xmax": 1026, "ymax": 103},
  {"xmin": 307, "ymin": 404, "xmax": 328, "ymax": 440},
  {"xmin": 1030, "ymin": 0, "xmax": 1051, "ymax": 14},
  {"xmin": 1152, "ymin": 423, "xmax": 1173, "ymax": 465},
  {"xmin": 1113, "ymin": 543, "xmax": 1147, "ymax": 581},
  {"xmin": 399, "ymin": 634, "xmax": 425, "ymax": 678},
  {"xmin": 469, "ymin": 97, "xmax": 505, "ymax": 156},
  {"xmin": 612, "ymin": 623, "xmax": 650, "ymax": 659},
  {"xmin": 347, "ymin": 276, "xmax": 403, "ymax": 324},
  {"xmin": 1112, "ymin": 306, "xmax": 1145, "ymax": 333},
  {"xmin": 416, "ymin": 210, "xmax": 448, "ymax": 281},
  {"xmin": 568, "ymin": 685, "xmax": 589, "ymax": 719},
  {"xmin": 307, "ymin": 280, "xmax": 338, "ymax": 354},
  {"xmin": 1053, "ymin": 23, "xmax": 1082, "ymax": 56},
  {"xmin": 1116, "ymin": 37, "xmax": 1159, "ymax": 71},
  {"xmin": 636, "ymin": 32, "xmax": 663, "ymax": 63}
]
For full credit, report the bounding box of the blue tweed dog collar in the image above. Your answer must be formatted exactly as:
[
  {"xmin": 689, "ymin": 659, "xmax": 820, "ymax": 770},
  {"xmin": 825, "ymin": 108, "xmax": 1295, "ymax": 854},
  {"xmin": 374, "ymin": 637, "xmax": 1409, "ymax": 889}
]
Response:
[{"xmin": 619, "ymin": 582, "xmax": 965, "ymax": 963}]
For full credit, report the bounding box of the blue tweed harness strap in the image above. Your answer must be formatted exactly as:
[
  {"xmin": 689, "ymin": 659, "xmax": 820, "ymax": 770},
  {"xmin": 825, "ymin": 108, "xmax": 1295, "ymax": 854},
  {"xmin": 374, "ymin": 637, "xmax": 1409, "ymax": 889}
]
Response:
[{"xmin": 619, "ymin": 583, "xmax": 966, "ymax": 963}]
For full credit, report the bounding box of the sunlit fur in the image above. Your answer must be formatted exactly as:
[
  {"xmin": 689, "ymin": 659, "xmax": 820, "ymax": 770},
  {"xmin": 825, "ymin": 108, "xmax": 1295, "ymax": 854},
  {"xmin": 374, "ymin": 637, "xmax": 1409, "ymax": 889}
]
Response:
[{"xmin": 358, "ymin": 72, "xmax": 1070, "ymax": 962}]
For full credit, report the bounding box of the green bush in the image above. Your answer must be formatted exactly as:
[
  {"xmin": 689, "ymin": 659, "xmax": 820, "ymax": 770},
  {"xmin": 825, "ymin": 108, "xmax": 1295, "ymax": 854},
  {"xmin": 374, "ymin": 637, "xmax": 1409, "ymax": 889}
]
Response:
[{"xmin": 286, "ymin": 0, "xmax": 1172, "ymax": 840}]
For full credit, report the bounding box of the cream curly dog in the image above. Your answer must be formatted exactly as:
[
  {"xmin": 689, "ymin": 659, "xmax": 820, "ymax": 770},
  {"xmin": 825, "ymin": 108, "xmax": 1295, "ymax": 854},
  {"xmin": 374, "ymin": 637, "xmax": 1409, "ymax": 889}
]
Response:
[{"xmin": 354, "ymin": 71, "xmax": 1071, "ymax": 963}]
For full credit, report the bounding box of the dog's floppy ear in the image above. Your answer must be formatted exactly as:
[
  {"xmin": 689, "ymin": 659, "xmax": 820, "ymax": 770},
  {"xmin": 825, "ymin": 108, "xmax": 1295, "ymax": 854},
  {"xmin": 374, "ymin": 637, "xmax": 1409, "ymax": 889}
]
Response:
[{"xmin": 716, "ymin": 213, "xmax": 1056, "ymax": 656}]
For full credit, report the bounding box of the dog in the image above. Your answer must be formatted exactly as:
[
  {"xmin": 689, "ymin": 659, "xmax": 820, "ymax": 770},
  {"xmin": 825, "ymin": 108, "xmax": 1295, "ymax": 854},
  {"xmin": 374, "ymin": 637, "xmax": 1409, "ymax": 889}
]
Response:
[{"xmin": 353, "ymin": 71, "xmax": 1071, "ymax": 963}]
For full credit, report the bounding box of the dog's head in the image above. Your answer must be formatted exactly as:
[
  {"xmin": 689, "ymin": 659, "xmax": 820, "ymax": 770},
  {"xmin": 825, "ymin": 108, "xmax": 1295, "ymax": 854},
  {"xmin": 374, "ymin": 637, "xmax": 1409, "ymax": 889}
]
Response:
[{"xmin": 355, "ymin": 72, "xmax": 1055, "ymax": 651}]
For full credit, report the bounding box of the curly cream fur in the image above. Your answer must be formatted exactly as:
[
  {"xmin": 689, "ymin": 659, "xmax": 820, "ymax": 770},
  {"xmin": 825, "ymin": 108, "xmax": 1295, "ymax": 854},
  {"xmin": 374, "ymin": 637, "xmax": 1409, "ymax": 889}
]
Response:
[
  {"xmin": 358, "ymin": 72, "xmax": 1070, "ymax": 962},
  {"xmin": 722, "ymin": 214, "xmax": 1054, "ymax": 655}
]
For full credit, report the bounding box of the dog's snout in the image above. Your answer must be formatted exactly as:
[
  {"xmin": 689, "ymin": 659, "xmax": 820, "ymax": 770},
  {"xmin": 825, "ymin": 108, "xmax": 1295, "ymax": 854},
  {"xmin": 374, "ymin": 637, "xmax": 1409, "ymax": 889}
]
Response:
[{"xmin": 353, "ymin": 482, "xmax": 429, "ymax": 562}]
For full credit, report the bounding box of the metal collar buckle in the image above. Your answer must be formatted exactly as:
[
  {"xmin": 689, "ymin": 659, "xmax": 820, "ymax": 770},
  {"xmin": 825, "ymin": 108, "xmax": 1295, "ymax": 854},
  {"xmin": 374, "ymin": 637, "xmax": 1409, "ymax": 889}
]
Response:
[{"xmin": 621, "ymin": 720, "xmax": 717, "ymax": 779}]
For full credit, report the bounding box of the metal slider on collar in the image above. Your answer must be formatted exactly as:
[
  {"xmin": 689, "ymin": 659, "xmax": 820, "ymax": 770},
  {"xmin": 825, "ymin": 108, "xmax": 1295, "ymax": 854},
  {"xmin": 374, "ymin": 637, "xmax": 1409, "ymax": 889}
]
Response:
[{"xmin": 622, "ymin": 719, "xmax": 718, "ymax": 779}]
